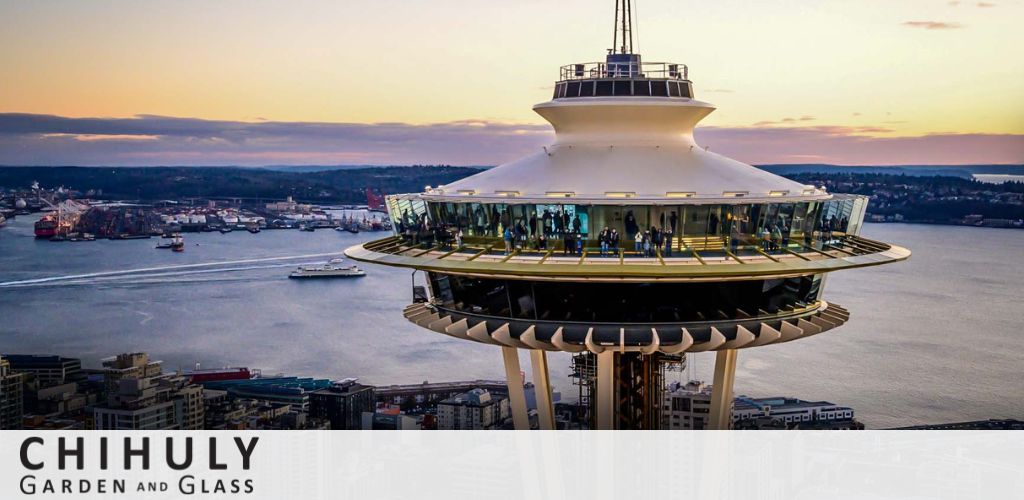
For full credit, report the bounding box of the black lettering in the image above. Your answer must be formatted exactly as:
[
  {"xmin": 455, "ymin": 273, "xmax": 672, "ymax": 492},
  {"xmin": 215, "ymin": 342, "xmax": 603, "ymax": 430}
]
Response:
[
  {"xmin": 166, "ymin": 437, "xmax": 192, "ymax": 470},
  {"xmin": 113, "ymin": 479, "xmax": 125, "ymax": 493},
  {"xmin": 234, "ymin": 437, "xmax": 258, "ymax": 470},
  {"xmin": 100, "ymin": 437, "xmax": 108, "ymax": 470},
  {"xmin": 20, "ymin": 475, "xmax": 36, "ymax": 495},
  {"xmin": 209, "ymin": 438, "xmax": 226, "ymax": 470},
  {"xmin": 20, "ymin": 437, "xmax": 44, "ymax": 470},
  {"xmin": 124, "ymin": 437, "xmax": 150, "ymax": 470},
  {"xmin": 179, "ymin": 475, "xmax": 195, "ymax": 495},
  {"xmin": 58, "ymin": 437, "xmax": 84, "ymax": 470}
]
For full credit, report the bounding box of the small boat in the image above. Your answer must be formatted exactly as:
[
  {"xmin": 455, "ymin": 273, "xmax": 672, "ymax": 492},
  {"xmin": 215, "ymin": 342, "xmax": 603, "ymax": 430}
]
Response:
[
  {"xmin": 170, "ymin": 233, "xmax": 185, "ymax": 252},
  {"xmin": 219, "ymin": 226, "xmax": 233, "ymax": 234},
  {"xmin": 247, "ymin": 226, "xmax": 261, "ymax": 234},
  {"xmin": 289, "ymin": 259, "xmax": 366, "ymax": 279},
  {"xmin": 0, "ymin": 213, "xmax": 6, "ymax": 228},
  {"xmin": 300, "ymin": 224, "xmax": 315, "ymax": 232}
]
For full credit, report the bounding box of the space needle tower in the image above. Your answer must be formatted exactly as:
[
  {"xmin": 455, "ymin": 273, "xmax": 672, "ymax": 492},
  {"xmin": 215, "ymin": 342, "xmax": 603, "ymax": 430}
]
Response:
[{"xmin": 347, "ymin": 1, "xmax": 909, "ymax": 430}]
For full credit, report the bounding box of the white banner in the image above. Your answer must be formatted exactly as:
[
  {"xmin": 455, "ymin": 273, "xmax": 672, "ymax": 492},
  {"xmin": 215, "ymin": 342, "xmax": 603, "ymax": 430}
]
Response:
[{"xmin": 1, "ymin": 431, "xmax": 1021, "ymax": 500}]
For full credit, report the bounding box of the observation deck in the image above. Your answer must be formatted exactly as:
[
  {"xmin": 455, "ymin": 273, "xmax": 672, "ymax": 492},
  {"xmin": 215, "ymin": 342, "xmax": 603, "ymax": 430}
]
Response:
[
  {"xmin": 553, "ymin": 58, "xmax": 695, "ymax": 100},
  {"xmin": 346, "ymin": 233, "xmax": 910, "ymax": 282}
]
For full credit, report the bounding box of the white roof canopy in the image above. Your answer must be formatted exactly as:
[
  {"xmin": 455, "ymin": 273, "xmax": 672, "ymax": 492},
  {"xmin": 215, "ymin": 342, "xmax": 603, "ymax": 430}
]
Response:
[{"xmin": 428, "ymin": 97, "xmax": 828, "ymax": 204}]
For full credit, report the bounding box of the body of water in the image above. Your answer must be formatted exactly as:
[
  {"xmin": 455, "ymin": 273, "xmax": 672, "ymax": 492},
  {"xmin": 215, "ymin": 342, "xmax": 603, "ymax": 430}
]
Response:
[{"xmin": 1, "ymin": 214, "xmax": 1021, "ymax": 428}]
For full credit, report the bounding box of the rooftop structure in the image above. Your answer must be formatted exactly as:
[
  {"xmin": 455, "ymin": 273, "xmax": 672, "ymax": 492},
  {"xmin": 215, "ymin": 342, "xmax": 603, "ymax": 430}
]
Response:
[
  {"xmin": 308, "ymin": 379, "xmax": 375, "ymax": 430},
  {"xmin": 198, "ymin": 376, "xmax": 333, "ymax": 411},
  {"xmin": 2, "ymin": 354, "xmax": 83, "ymax": 388},
  {"xmin": 436, "ymin": 388, "xmax": 511, "ymax": 430},
  {"xmin": 346, "ymin": 1, "xmax": 909, "ymax": 430}
]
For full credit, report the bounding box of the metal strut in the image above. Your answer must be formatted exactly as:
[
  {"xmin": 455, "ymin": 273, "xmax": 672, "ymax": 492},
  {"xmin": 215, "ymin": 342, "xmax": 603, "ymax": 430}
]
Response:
[{"xmin": 613, "ymin": 0, "xmax": 635, "ymax": 54}]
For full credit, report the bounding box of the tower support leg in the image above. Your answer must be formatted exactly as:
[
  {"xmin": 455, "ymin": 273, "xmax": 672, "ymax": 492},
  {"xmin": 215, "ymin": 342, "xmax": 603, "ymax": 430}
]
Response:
[
  {"xmin": 501, "ymin": 346, "xmax": 530, "ymax": 430},
  {"xmin": 708, "ymin": 349, "xmax": 738, "ymax": 430},
  {"xmin": 595, "ymin": 351, "xmax": 616, "ymax": 430},
  {"xmin": 529, "ymin": 350, "xmax": 556, "ymax": 430}
]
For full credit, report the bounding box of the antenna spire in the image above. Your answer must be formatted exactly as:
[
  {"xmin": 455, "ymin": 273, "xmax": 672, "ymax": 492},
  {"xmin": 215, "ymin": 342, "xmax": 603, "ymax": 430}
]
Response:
[{"xmin": 612, "ymin": 0, "xmax": 635, "ymax": 54}]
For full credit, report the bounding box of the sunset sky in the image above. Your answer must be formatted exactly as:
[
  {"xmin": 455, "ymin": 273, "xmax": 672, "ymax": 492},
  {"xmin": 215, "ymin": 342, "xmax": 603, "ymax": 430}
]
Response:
[{"xmin": 1, "ymin": 0, "xmax": 1021, "ymax": 166}]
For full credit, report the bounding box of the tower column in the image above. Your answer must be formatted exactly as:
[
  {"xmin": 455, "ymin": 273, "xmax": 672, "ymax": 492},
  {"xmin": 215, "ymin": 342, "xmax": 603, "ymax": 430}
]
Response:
[
  {"xmin": 529, "ymin": 350, "xmax": 556, "ymax": 430},
  {"xmin": 595, "ymin": 351, "xmax": 616, "ymax": 430},
  {"xmin": 501, "ymin": 346, "xmax": 530, "ymax": 430},
  {"xmin": 708, "ymin": 349, "xmax": 738, "ymax": 430}
]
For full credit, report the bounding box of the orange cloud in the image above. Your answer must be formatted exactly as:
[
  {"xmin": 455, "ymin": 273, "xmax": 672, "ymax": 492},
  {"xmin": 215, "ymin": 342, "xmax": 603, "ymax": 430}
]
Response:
[{"xmin": 902, "ymin": 21, "xmax": 964, "ymax": 30}]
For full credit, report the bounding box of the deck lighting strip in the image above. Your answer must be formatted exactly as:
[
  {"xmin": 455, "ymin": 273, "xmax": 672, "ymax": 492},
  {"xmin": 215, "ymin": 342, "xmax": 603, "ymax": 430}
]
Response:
[
  {"xmin": 798, "ymin": 243, "xmax": 836, "ymax": 258},
  {"xmin": 546, "ymin": 191, "xmax": 576, "ymax": 198},
  {"xmin": 824, "ymin": 244, "xmax": 859, "ymax": 257},
  {"xmin": 782, "ymin": 247, "xmax": 812, "ymax": 261},
  {"xmin": 434, "ymin": 246, "xmax": 464, "ymax": 260},
  {"xmin": 408, "ymin": 245, "xmax": 439, "ymax": 258},
  {"xmin": 754, "ymin": 247, "xmax": 781, "ymax": 262},
  {"xmin": 690, "ymin": 248, "xmax": 706, "ymax": 265},
  {"xmin": 604, "ymin": 191, "xmax": 637, "ymax": 198},
  {"xmin": 724, "ymin": 249, "xmax": 746, "ymax": 264},
  {"xmin": 666, "ymin": 191, "xmax": 696, "ymax": 198},
  {"xmin": 500, "ymin": 249, "xmax": 520, "ymax": 263},
  {"xmin": 538, "ymin": 248, "xmax": 555, "ymax": 263},
  {"xmin": 465, "ymin": 245, "xmax": 494, "ymax": 261}
]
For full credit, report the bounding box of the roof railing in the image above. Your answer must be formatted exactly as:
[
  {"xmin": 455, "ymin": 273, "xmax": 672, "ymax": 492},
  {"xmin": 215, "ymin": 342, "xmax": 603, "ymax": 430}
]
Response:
[{"xmin": 559, "ymin": 61, "xmax": 689, "ymax": 82}]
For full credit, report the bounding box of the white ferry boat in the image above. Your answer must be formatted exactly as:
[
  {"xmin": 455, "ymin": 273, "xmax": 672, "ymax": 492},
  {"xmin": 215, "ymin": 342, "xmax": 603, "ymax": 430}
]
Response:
[{"xmin": 289, "ymin": 258, "xmax": 366, "ymax": 279}]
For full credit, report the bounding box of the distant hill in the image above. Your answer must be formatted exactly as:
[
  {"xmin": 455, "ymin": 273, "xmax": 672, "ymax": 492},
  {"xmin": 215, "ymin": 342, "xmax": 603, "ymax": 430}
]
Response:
[
  {"xmin": 0, "ymin": 166, "xmax": 483, "ymax": 203},
  {"xmin": 756, "ymin": 164, "xmax": 1024, "ymax": 178}
]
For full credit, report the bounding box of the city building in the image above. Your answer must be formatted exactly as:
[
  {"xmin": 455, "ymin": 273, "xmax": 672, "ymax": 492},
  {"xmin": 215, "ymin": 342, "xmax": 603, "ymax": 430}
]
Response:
[
  {"xmin": 3, "ymin": 354, "xmax": 83, "ymax": 388},
  {"xmin": 92, "ymin": 352, "xmax": 204, "ymax": 430},
  {"xmin": 524, "ymin": 382, "xmax": 561, "ymax": 413},
  {"xmin": 100, "ymin": 352, "xmax": 162, "ymax": 394},
  {"xmin": 361, "ymin": 408, "xmax": 420, "ymax": 430},
  {"xmin": 162, "ymin": 375, "xmax": 205, "ymax": 430},
  {"xmin": 436, "ymin": 389, "xmax": 510, "ymax": 430},
  {"xmin": 346, "ymin": 0, "xmax": 909, "ymax": 429},
  {"xmin": 0, "ymin": 357, "xmax": 26, "ymax": 429},
  {"xmin": 93, "ymin": 377, "xmax": 180, "ymax": 430},
  {"xmin": 662, "ymin": 381, "xmax": 860, "ymax": 430},
  {"xmin": 308, "ymin": 379, "xmax": 375, "ymax": 430},
  {"xmin": 199, "ymin": 376, "xmax": 333, "ymax": 411},
  {"xmin": 374, "ymin": 379, "xmax": 509, "ymax": 410}
]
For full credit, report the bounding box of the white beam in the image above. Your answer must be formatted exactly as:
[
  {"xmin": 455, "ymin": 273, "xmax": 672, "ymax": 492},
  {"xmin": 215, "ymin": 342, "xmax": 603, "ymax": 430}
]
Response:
[
  {"xmin": 708, "ymin": 349, "xmax": 738, "ymax": 430},
  {"xmin": 595, "ymin": 351, "xmax": 616, "ymax": 430},
  {"xmin": 530, "ymin": 350, "xmax": 556, "ymax": 430},
  {"xmin": 502, "ymin": 346, "xmax": 530, "ymax": 430}
]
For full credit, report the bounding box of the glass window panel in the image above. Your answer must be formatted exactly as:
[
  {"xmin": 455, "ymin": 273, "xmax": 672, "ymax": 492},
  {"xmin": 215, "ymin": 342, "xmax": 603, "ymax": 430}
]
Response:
[
  {"xmin": 634, "ymin": 80, "xmax": 652, "ymax": 96},
  {"xmin": 579, "ymin": 80, "xmax": 595, "ymax": 96},
  {"xmin": 651, "ymin": 80, "xmax": 668, "ymax": 97},
  {"xmin": 566, "ymin": 81, "xmax": 581, "ymax": 98},
  {"xmin": 668, "ymin": 81, "xmax": 681, "ymax": 97}
]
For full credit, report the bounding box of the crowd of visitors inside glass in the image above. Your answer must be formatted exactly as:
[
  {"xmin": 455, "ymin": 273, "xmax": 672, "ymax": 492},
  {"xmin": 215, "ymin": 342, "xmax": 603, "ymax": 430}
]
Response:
[{"xmin": 388, "ymin": 195, "xmax": 866, "ymax": 258}]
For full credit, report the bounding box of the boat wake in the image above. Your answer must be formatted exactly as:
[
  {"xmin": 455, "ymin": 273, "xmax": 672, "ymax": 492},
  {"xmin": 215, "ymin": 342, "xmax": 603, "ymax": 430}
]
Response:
[{"xmin": 0, "ymin": 252, "xmax": 343, "ymax": 288}]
